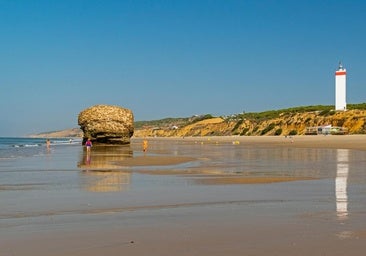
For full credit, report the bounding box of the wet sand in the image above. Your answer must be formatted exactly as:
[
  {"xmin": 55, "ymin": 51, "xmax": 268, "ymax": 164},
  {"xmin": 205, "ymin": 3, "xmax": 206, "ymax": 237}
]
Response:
[
  {"xmin": 117, "ymin": 155, "xmax": 196, "ymax": 166},
  {"xmin": 2, "ymin": 206, "xmax": 366, "ymax": 256},
  {"xmin": 1, "ymin": 135, "xmax": 366, "ymax": 255}
]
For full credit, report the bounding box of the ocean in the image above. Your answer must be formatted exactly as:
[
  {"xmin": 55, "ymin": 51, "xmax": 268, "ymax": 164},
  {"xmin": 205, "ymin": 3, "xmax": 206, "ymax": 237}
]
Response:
[{"xmin": 0, "ymin": 137, "xmax": 82, "ymax": 159}]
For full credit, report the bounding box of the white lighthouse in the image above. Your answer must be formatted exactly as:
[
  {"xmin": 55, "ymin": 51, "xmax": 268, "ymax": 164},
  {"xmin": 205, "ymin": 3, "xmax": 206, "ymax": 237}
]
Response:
[{"xmin": 335, "ymin": 62, "xmax": 347, "ymax": 111}]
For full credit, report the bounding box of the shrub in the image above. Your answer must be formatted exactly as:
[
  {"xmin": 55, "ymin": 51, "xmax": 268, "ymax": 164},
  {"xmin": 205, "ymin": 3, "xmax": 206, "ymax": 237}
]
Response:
[
  {"xmin": 232, "ymin": 119, "xmax": 243, "ymax": 132},
  {"xmin": 348, "ymin": 103, "xmax": 366, "ymax": 110},
  {"xmin": 319, "ymin": 109, "xmax": 330, "ymax": 116},
  {"xmin": 289, "ymin": 130, "xmax": 298, "ymax": 136},
  {"xmin": 240, "ymin": 128, "xmax": 249, "ymax": 136},
  {"xmin": 261, "ymin": 123, "xmax": 275, "ymax": 135},
  {"xmin": 191, "ymin": 114, "xmax": 213, "ymax": 123},
  {"xmin": 274, "ymin": 128, "xmax": 282, "ymax": 136}
]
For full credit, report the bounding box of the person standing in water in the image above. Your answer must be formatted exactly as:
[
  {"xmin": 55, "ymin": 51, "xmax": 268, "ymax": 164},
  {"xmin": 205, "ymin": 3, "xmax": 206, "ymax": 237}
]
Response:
[
  {"xmin": 46, "ymin": 139, "xmax": 51, "ymax": 150},
  {"xmin": 85, "ymin": 138, "xmax": 92, "ymax": 152}
]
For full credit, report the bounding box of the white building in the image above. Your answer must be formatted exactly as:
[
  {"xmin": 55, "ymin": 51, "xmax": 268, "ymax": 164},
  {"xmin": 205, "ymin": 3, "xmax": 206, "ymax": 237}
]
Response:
[{"xmin": 335, "ymin": 62, "xmax": 347, "ymax": 111}]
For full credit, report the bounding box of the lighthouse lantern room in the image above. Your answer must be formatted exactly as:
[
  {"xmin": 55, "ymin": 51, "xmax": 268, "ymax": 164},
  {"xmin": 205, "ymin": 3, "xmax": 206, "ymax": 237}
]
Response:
[{"xmin": 335, "ymin": 62, "xmax": 347, "ymax": 111}]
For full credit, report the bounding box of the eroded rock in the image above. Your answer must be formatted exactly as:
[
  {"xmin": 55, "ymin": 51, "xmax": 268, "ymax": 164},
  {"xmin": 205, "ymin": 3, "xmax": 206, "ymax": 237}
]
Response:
[{"xmin": 78, "ymin": 104, "xmax": 134, "ymax": 144}]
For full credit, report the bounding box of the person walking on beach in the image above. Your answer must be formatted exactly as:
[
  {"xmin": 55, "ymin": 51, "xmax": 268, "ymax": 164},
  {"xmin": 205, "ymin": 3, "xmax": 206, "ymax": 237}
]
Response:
[
  {"xmin": 143, "ymin": 139, "xmax": 148, "ymax": 152},
  {"xmin": 85, "ymin": 138, "xmax": 92, "ymax": 152}
]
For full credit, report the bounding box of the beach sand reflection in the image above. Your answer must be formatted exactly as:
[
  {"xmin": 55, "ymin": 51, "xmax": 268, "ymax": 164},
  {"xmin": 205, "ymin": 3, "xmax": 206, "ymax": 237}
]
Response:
[
  {"xmin": 81, "ymin": 170, "xmax": 131, "ymax": 192},
  {"xmin": 78, "ymin": 145, "xmax": 133, "ymax": 192}
]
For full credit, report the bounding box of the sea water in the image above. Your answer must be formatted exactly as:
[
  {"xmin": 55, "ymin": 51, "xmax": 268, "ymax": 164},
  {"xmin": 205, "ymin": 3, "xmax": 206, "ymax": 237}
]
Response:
[{"xmin": 0, "ymin": 137, "xmax": 82, "ymax": 159}]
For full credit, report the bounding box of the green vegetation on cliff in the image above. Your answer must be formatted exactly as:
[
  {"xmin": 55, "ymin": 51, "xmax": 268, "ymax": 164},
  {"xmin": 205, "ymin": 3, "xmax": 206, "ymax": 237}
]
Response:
[
  {"xmin": 230, "ymin": 103, "xmax": 366, "ymax": 122},
  {"xmin": 134, "ymin": 114, "xmax": 213, "ymax": 129}
]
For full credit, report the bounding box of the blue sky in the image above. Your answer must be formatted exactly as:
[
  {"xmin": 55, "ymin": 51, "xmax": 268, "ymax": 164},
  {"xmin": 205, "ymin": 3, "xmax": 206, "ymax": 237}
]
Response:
[{"xmin": 1, "ymin": 0, "xmax": 365, "ymax": 136}]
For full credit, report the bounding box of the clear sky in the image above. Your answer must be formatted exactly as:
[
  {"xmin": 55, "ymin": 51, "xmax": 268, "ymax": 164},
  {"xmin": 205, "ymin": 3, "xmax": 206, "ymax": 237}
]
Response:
[{"xmin": 1, "ymin": 0, "xmax": 365, "ymax": 136}]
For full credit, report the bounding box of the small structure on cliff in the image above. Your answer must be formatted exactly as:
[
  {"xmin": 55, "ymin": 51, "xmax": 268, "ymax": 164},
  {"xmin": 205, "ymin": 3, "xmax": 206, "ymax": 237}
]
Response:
[
  {"xmin": 305, "ymin": 125, "xmax": 348, "ymax": 135},
  {"xmin": 78, "ymin": 104, "xmax": 134, "ymax": 145}
]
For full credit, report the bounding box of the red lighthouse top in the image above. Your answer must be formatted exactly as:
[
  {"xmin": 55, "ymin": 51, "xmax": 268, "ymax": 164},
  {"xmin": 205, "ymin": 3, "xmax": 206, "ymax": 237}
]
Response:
[{"xmin": 335, "ymin": 62, "xmax": 346, "ymax": 76}]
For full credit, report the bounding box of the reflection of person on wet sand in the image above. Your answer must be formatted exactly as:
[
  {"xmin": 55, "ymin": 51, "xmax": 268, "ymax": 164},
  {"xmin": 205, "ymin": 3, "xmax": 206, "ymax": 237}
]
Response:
[
  {"xmin": 86, "ymin": 151, "xmax": 91, "ymax": 165},
  {"xmin": 143, "ymin": 140, "xmax": 148, "ymax": 152}
]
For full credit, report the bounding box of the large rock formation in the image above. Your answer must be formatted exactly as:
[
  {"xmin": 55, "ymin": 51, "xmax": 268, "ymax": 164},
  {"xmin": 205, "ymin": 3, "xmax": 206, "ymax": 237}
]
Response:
[{"xmin": 78, "ymin": 105, "xmax": 134, "ymax": 145}]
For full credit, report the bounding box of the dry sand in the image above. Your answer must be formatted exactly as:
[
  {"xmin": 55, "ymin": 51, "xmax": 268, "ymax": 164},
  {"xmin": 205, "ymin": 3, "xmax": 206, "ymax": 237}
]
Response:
[{"xmin": 133, "ymin": 134, "xmax": 366, "ymax": 151}]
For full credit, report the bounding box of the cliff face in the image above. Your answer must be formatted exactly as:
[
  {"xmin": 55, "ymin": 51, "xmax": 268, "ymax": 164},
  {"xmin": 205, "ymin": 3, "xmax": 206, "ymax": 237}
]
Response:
[{"xmin": 134, "ymin": 110, "xmax": 366, "ymax": 137}]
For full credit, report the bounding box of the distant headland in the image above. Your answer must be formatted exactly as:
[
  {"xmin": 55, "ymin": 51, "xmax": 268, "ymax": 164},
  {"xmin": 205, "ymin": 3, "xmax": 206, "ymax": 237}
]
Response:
[{"xmin": 29, "ymin": 128, "xmax": 83, "ymax": 138}]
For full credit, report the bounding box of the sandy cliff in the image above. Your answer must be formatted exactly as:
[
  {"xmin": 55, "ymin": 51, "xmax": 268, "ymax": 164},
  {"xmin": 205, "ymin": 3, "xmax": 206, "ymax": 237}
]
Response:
[{"xmin": 134, "ymin": 109, "xmax": 366, "ymax": 137}]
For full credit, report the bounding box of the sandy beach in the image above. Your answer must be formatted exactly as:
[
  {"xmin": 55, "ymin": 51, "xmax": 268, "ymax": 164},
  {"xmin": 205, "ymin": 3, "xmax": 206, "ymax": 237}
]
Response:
[
  {"xmin": 132, "ymin": 134, "xmax": 366, "ymax": 150},
  {"xmin": 1, "ymin": 135, "xmax": 366, "ymax": 255}
]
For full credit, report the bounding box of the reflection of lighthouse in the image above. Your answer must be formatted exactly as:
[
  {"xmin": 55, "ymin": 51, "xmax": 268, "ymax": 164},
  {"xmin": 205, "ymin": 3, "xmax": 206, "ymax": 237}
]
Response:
[
  {"xmin": 335, "ymin": 149, "xmax": 349, "ymax": 220},
  {"xmin": 335, "ymin": 62, "xmax": 347, "ymax": 111}
]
